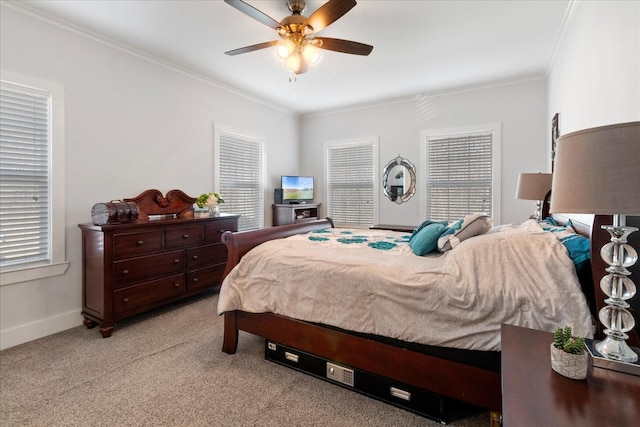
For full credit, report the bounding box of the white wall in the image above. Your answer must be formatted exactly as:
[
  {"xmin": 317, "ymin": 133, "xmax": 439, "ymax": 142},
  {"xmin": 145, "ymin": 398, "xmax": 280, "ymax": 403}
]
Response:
[
  {"xmin": 0, "ymin": 5, "xmax": 299, "ymax": 349},
  {"xmin": 548, "ymin": 1, "xmax": 640, "ymax": 133},
  {"xmin": 301, "ymin": 79, "xmax": 550, "ymax": 227}
]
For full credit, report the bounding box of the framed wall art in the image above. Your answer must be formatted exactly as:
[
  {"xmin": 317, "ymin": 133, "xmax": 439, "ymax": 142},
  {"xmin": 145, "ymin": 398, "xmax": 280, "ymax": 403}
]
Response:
[{"xmin": 551, "ymin": 113, "xmax": 559, "ymax": 172}]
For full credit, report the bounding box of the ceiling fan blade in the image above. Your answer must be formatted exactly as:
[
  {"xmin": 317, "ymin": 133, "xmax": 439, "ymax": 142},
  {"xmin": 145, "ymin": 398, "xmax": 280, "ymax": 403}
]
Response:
[
  {"xmin": 225, "ymin": 41, "xmax": 278, "ymax": 56},
  {"xmin": 304, "ymin": 0, "xmax": 357, "ymax": 33},
  {"xmin": 224, "ymin": 0, "xmax": 281, "ymax": 30},
  {"xmin": 315, "ymin": 37, "xmax": 373, "ymax": 56}
]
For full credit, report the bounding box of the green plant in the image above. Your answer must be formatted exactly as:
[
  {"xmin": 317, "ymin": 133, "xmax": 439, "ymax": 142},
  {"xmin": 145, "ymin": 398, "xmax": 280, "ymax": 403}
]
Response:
[
  {"xmin": 196, "ymin": 192, "xmax": 224, "ymax": 208},
  {"xmin": 553, "ymin": 326, "xmax": 585, "ymax": 355}
]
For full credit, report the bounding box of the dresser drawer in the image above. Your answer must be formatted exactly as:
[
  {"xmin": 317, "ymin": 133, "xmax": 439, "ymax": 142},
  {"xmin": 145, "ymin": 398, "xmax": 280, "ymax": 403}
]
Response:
[
  {"xmin": 205, "ymin": 219, "xmax": 238, "ymax": 243},
  {"xmin": 186, "ymin": 264, "xmax": 226, "ymax": 292},
  {"xmin": 112, "ymin": 274, "xmax": 185, "ymax": 315},
  {"xmin": 113, "ymin": 250, "xmax": 184, "ymax": 287},
  {"xmin": 113, "ymin": 230, "xmax": 163, "ymax": 259},
  {"xmin": 165, "ymin": 225, "xmax": 205, "ymax": 248},
  {"xmin": 186, "ymin": 243, "xmax": 227, "ymax": 269}
]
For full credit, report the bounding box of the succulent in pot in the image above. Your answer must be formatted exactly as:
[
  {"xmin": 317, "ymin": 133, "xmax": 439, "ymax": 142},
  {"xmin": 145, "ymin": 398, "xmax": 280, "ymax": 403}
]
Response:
[{"xmin": 550, "ymin": 326, "xmax": 588, "ymax": 380}]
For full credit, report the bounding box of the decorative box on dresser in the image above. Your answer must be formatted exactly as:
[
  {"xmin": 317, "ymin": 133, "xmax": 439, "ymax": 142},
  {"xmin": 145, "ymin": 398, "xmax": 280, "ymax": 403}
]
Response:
[{"xmin": 78, "ymin": 189, "xmax": 239, "ymax": 338}]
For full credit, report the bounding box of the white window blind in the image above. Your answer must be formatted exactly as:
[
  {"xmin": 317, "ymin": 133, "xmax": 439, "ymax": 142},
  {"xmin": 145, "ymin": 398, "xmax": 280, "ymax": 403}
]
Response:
[
  {"xmin": 0, "ymin": 83, "xmax": 51, "ymax": 268},
  {"xmin": 218, "ymin": 131, "xmax": 263, "ymax": 231},
  {"xmin": 327, "ymin": 142, "xmax": 374, "ymax": 227},
  {"xmin": 426, "ymin": 132, "xmax": 493, "ymax": 222}
]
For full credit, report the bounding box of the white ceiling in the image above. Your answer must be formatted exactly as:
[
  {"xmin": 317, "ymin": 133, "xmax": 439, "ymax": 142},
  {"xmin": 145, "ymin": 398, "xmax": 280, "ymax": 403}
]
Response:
[{"xmin": 16, "ymin": 0, "xmax": 572, "ymax": 115}]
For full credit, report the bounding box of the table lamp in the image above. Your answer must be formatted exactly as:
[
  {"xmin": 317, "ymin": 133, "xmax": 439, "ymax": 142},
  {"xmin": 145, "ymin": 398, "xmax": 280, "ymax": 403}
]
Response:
[
  {"xmin": 516, "ymin": 172, "xmax": 553, "ymax": 220},
  {"xmin": 550, "ymin": 121, "xmax": 640, "ymax": 363}
]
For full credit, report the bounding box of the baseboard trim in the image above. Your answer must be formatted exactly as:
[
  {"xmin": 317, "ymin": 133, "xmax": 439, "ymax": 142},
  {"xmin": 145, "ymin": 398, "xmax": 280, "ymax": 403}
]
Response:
[{"xmin": 0, "ymin": 310, "xmax": 82, "ymax": 350}]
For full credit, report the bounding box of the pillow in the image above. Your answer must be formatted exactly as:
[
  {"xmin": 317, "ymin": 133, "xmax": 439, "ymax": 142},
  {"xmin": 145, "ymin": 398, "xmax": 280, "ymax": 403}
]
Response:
[
  {"xmin": 437, "ymin": 213, "xmax": 492, "ymax": 252},
  {"xmin": 410, "ymin": 219, "xmax": 447, "ymax": 240},
  {"xmin": 559, "ymin": 233, "xmax": 591, "ymax": 271},
  {"xmin": 537, "ymin": 218, "xmax": 590, "ymax": 270},
  {"xmin": 409, "ymin": 222, "xmax": 448, "ymax": 256}
]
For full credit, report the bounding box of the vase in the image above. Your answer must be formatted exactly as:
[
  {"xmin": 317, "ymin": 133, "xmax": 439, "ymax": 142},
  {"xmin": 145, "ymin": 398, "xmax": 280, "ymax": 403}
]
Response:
[
  {"xmin": 208, "ymin": 205, "xmax": 220, "ymax": 216},
  {"xmin": 550, "ymin": 343, "xmax": 588, "ymax": 380}
]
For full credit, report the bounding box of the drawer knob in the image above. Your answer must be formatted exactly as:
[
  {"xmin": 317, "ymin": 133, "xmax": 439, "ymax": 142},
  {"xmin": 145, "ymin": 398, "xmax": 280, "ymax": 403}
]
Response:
[
  {"xmin": 192, "ymin": 255, "xmax": 198, "ymax": 260},
  {"xmin": 173, "ymin": 259, "xmax": 180, "ymax": 264},
  {"xmin": 174, "ymin": 283, "xmax": 180, "ymax": 288},
  {"xmin": 122, "ymin": 269, "xmax": 129, "ymax": 275},
  {"xmin": 137, "ymin": 240, "xmax": 144, "ymax": 245},
  {"xmin": 123, "ymin": 298, "xmax": 130, "ymax": 303},
  {"xmin": 192, "ymin": 278, "xmax": 198, "ymax": 282},
  {"xmin": 183, "ymin": 234, "xmax": 189, "ymax": 238}
]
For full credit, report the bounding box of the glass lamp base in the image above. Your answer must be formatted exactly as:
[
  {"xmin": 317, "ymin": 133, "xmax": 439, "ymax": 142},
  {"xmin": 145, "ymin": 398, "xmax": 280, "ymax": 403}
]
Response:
[
  {"xmin": 586, "ymin": 338, "xmax": 640, "ymax": 376},
  {"xmin": 596, "ymin": 336, "xmax": 639, "ymax": 363}
]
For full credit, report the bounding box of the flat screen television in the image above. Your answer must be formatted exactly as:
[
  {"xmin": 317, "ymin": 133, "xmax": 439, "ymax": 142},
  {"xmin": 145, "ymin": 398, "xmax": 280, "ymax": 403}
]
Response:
[{"xmin": 281, "ymin": 175, "xmax": 314, "ymax": 203}]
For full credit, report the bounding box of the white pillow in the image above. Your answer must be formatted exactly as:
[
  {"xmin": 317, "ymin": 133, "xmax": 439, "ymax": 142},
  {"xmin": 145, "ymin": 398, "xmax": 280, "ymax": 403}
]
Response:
[{"xmin": 437, "ymin": 213, "xmax": 492, "ymax": 252}]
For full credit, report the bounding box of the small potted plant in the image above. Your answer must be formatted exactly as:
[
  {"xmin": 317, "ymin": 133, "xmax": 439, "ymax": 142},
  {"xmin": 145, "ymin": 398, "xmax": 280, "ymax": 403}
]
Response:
[
  {"xmin": 196, "ymin": 192, "xmax": 224, "ymax": 216},
  {"xmin": 550, "ymin": 326, "xmax": 588, "ymax": 380}
]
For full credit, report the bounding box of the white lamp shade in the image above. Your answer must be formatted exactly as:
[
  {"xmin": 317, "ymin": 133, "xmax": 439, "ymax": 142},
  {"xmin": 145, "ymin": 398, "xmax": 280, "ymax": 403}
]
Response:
[
  {"xmin": 516, "ymin": 173, "xmax": 552, "ymax": 200},
  {"xmin": 550, "ymin": 122, "xmax": 640, "ymax": 215}
]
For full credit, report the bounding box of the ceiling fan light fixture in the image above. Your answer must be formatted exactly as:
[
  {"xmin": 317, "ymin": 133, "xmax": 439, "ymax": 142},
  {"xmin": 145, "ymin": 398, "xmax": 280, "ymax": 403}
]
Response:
[
  {"xmin": 285, "ymin": 52, "xmax": 301, "ymax": 72},
  {"xmin": 224, "ymin": 0, "xmax": 372, "ymax": 77},
  {"xmin": 302, "ymin": 43, "xmax": 320, "ymax": 64},
  {"xmin": 276, "ymin": 39, "xmax": 295, "ymax": 59}
]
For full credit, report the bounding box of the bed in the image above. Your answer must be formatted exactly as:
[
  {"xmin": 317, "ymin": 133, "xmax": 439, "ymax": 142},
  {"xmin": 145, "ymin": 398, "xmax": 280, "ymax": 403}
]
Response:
[{"xmin": 216, "ymin": 213, "xmax": 638, "ymax": 425}]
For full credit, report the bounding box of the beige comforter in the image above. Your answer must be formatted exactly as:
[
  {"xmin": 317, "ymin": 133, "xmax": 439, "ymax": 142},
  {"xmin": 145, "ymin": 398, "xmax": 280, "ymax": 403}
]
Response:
[{"xmin": 217, "ymin": 220, "xmax": 594, "ymax": 351}]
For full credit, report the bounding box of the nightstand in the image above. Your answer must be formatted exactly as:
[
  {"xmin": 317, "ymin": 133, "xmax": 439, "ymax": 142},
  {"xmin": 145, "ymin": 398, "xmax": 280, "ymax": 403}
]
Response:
[{"xmin": 501, "ymin": 324, "xmax": 640, "ymax": 426}]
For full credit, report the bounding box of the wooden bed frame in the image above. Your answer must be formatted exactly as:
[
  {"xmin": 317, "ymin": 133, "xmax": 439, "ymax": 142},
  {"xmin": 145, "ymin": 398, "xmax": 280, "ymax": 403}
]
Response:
[{"xmin": 219, "ymin": 214, "xmax": 639, "ymax": 425}]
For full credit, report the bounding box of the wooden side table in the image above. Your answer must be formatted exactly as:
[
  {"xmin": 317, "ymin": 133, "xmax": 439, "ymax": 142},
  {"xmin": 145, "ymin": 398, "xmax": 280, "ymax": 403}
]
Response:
[{"xmin": 501, "ymin": 324, "xmax": 640, "ymax": 426}]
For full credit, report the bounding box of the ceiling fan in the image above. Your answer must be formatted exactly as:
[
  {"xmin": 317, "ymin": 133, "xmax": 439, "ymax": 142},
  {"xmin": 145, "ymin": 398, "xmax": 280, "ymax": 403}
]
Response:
[{"xmin": 224, "ymin": 0, "xmax": 373, "ymax": 75}]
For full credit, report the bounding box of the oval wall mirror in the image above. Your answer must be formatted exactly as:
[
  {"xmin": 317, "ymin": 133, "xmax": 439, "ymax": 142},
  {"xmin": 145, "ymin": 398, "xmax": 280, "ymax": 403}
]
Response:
[{"xmin": 383, "ymin": 155, "xmax": 416, "ymax": 204}]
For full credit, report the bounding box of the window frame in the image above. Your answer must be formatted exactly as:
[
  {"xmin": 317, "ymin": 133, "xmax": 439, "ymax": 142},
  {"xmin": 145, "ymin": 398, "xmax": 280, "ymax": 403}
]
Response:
[
  {"xmin": 213, "ymin": 125, "xmax": 266, "ymax": 231},
  {"xmin": 0, "ymin": 70, "xmax": 68, "ymax": 286},
  {"xmin": 419, "ymin": 124, "xmax": 501, "ymax": 224},
  {"xmin": 323, "ymin": 136, "xmax": 379, "ymax": 228}
]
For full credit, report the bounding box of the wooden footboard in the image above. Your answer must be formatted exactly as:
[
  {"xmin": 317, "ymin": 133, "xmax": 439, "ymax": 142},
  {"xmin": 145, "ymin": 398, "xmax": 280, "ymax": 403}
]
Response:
[
  {"xmin": 223, "ymin": 310, "xmax": 502, "ymax": 412},
  {"xmin": 220, "ymin": 218, "xmax": 334, "ymax": 280}
]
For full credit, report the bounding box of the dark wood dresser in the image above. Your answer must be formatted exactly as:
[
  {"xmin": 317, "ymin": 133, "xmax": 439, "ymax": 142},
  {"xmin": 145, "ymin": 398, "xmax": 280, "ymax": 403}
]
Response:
[{"xmin": 78, "ymin": 189, "xmax": 239, "ymax": 337}]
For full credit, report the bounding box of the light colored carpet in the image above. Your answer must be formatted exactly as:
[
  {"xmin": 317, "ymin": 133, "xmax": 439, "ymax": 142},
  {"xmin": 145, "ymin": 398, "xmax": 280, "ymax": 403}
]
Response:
[{"xmin": 0, "ymin": 292, "xmax": 490, "ymax": 426}]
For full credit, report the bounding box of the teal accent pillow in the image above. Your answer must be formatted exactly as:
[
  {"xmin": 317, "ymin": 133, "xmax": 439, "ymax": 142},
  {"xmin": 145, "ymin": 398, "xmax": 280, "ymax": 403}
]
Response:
[
  {"xmin": 538, "ymin": 218, "xmax": 590, "ymax": 270},
  {"xmin": 409, "ymin": 223, "xmax": 448, "ymax": 256},
  {"xmin": 410, "ymin": 219, "xmax": 447, "ymax": 239}
]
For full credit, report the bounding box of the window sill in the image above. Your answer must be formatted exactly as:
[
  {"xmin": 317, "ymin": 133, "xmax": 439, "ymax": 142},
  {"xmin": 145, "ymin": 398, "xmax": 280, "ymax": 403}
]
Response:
[{"xmin": 0, "ymin": 261, "xmax": 70, "ymax": 286}]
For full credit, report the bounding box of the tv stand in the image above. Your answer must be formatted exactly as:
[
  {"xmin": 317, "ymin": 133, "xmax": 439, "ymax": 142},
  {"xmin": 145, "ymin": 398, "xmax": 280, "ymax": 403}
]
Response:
[{"xmin": 272, "ymin": 203, "xmax": 321, "ymax": 226}]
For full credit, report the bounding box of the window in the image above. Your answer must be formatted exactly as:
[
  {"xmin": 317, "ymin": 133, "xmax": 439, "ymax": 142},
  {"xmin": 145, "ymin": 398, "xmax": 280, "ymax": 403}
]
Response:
[
  {"xmin": 214, "ymin": 127, "xmax": 264, "ymax": 231},
  {"xmin": 325, "ymin": 137, "xmax": 379, "ymax": 227},
  {"xmin": 0, "ymin": 70, "xmax": 68, "ymax": 285},
  {"xmin": 420, "ymin": 125, "xmax": 501, "ymax": 223}
]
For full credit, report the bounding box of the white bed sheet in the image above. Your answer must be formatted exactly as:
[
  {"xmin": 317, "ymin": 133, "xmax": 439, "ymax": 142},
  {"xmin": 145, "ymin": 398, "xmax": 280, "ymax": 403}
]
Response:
[{"xmin": 217, "ymin": 220, "xmax": 594, "ymax": 351}]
